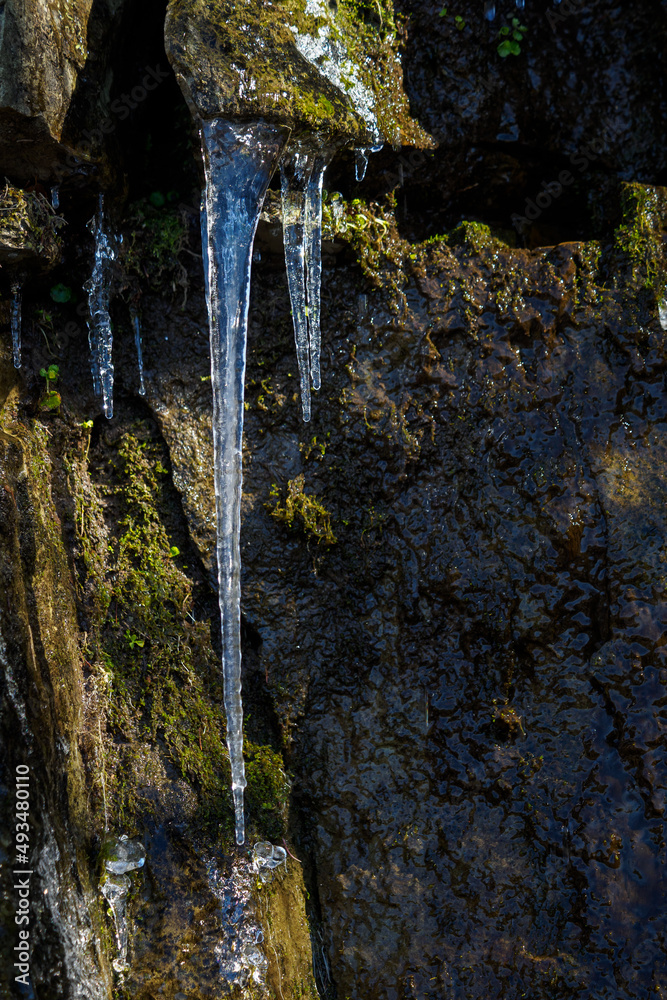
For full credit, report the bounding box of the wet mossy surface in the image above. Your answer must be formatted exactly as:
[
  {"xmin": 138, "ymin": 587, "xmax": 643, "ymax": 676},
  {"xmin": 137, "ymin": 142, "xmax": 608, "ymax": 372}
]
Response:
[
  {"xmin": 1, "ymin": 1, "xmax": 667, "ymax": 997},
  {"xmin": 165, "ymin": 0, "xmax": 432, "ymax": 147},
  {"xmin": 0, "ymin": 184, "xmax": 65, "ymax": 270}
]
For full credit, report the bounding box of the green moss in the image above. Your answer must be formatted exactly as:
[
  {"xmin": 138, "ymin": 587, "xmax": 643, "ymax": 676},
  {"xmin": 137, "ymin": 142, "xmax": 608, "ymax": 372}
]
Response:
[
  {"xmin": 245, "ymin": 743, "xmax": 290, "ymax": 841},
  {"xmin": 121, "ymin": 198, "xmax": 187, "ymax": 298},
  {"xmin": 0, "ymin": 183, "xmax": 64, "ymax": 268},
  {"xmin": 67, "ymin": 422, "xmax": 295, "ymax": 848},
  {"xmin": 166, "ymin": 0, "xmax": 432, "ymax": 148},
  {"xmin": 447, "ymin": 220, "xmax": 508, "ymax": 254},
  {"xmin": 614, "ymin": 182, "xmax": 667, "ymax": 292},
  {"xmin": 268, "ymin": 473, "xmax": 337, "ymax": 545}
]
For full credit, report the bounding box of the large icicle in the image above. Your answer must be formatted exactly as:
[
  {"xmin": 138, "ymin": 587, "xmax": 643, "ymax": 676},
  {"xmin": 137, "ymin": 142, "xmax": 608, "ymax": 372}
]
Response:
[
  {"xmin": 10, "ymin": 282, "xmax": 21, "ymax": 369},
  {"xmin": 85, "ymin": 194, "xmax": 116, "ymax": 419},
  {"xmin": 281, "ymin": 146, "xmax": 333, "ymax": 416},
  {"xmin": 201, "ymin": 119, "xmax": 289, "ymax": 846}
]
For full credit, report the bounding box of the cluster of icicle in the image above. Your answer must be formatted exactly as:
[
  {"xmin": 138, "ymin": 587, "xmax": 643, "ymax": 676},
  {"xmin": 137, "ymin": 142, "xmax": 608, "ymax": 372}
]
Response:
[
  {"xmin": 77, "ymin": 118, "xmax": 372, "ymax": 847},
  {"xmin": 200, "ymin": 120, "xmax": 382, "ymax": 845}
]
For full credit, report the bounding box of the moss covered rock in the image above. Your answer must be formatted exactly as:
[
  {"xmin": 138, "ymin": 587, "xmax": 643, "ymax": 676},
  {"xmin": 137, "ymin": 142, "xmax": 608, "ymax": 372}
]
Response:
[
  {"xmin": 165, "ymin": 0, "xmax": 432, "ymax": 147},
  {"xmin": 0, "ymin": 183, "xmax": 65, "ymax": 269}
]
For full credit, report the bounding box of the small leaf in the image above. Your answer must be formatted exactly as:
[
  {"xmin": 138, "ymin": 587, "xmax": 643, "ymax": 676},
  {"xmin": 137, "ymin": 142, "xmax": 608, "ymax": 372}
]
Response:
[
  {"xmin": 149, "ymin": 191, "xmax": 166, "ymax": 208},
  {"xmin": 500, "ymin": 25, "xmax": 510, "ymax": 35},
  {"xmin": 513, "ymin": 30, "xmax": 523, "ymax": 40},
  {"xmin": 509, "ymin": 40, "xmax": 521, "ymax": 55},
  {"xmin": 169, "ymin": 546, "xmax": 180, "ymax": 558},
  {"xmin": 498, "ymin": 40, "xmax": 512, "ymax": 56},
  {"xmin": 50, "ymin": 283, "xmax": 72, "ymax": 303},
  {"xmin": 41, "ymin": 390, "xmax": 61, "ymax": 411},
  {"xmin": 438, "ymin": 6, "xmax": 447, "ymax": 15}
]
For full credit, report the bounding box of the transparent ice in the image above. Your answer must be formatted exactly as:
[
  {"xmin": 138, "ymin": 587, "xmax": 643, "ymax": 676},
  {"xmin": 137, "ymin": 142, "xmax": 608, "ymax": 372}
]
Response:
[
  {"xmin": 104, "ymin": 834, "xmax": 145, "ymax": 875},
  {"xmin": 101, "ymin": 874, "xmax": 131, "ymax": 972},
  {"xmin": 200, "ymin": 119, "xmax": 290, "ymax": 845},
  {"xmin": 131, "ymin": 310, "xmax": 147, "ymax": 395},
  {"xmin": 355, "ymin": 148, "xmax": 369, "ymax": 182},
  {"xmin": 281, "ymin": 145, "xmax": 333, "ymax": 418},
  {"xmin": 85, "ymin": 194, "xmax": 116, "ymax": 419},
  {"xmin": 10, "ymin": 282, "xmax": 21, "ymax": 368},
  {"xmin": 252, "ymin": 841, "xmax": 287, "ymax": 881},
  {"xmin": 289, "ymin": 0, "xmax": 383, "ymax": 147}
]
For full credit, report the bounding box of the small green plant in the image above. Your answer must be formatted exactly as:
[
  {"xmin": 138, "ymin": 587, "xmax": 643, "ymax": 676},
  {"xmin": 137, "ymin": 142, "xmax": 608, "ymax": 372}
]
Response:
[
  {"xmin": 168, "ymin": 546, "xmax": 180, "ymax": 558},
  {"xmin": 39, "ymin": 364, "xmax": 61, "ymax": 411},
  {"xmin": 498, "ymin": 18, "xmax": 527, "ymax": 57},
  {"xmin": 81, "ymin": 418, "xmax": 94, "ymax": 460},
  {"xmin": 124, "ymin": 631, "xmax": 145, "ymax": 650},
  {"xmin": 438, "ymin": 8, "xmax": 464, "ymax": 28}
]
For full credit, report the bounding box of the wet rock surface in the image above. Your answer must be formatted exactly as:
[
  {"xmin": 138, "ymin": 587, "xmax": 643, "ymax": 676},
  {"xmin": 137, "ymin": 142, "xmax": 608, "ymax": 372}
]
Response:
[
  {"xmin": 1, "ymin": 1, "xmax": 667, "ymax": 998},
  {"xmin": 131, "ymin": 185, "xmax": 667, "ymax": 998},
  {"xmin": 380, "ymin": 0, "xmax": 667, "ymax": 240}
]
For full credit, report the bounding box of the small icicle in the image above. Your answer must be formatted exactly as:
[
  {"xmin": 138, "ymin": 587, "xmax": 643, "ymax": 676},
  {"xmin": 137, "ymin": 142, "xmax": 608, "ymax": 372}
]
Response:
[
  {"xmin": 304, "ymin": 151, "xmax": 331, "ymax": 393},
  {"xmin": 355, "ymin": 148, "xmax": 369, "ymax": 183},
  {"xmin": 515, "ymin": 0, "xmax": 525, "ymax": 7},
  {"xmin": 51, "ymin": 186, "xmax": 60, "ymax": 210},
  {"xmin": 131, "ymin": 310, "xmax": 146, "ymax": 395},
  {"xmin": 484, "ymin": 0, "xmax": 496, "ymax": 19},
  {"xmin": 281, "ymin": 148, "xmax": 315, "ymax": 421},
  {"xmin": 10, "ymin": 282, "xmax": 22, "ymax": 369},
  {"xmin": 85, "ymin": 194, "xmax": 116, "ymax": 418},
  {"xmin": 201, "ymin": 119, "xmax": 290, "ymax": 845}
]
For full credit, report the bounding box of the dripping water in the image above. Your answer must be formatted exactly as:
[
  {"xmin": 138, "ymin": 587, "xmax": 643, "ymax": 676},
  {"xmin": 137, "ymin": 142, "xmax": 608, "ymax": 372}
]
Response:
[
  {"xmin": 51, "ymin": 186, "xmax": 60, "ymax": 210},
  {"xmin": 131, "ymin": 310, "xmax": 147, "ymax": 395},
  {"xmin": 355, "ymin": 148, "xmax": 369, "ymax": 182},
  {"xmin": 85, "ymin": 195, "xmax": 116, "ymax": 419},
  {"xmin": 200, "ymin": 119, "xmax": 290, "ymax": 845},
  {"xmin": 10, "ymin": 281, "xmax": 21, "ymax": 368},
  {"xmin": 484, "ymin": 0, "xmax": 496, "ymax": 19}
]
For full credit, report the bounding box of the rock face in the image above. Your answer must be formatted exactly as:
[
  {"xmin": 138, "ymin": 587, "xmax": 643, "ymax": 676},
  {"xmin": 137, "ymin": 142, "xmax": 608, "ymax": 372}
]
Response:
[
  {"xmin": 133, "ymin": 183, "xmax": 667, "ymax": 999},
  {"xmin": 387, "ymin": 0, "xmax": 667, "ymax": 238},
  {"xmin": 165, "ymin": 0, "xmax": 432, "ymax": 147},
  {"xmin": 0, "ymin": 342, "xmax": 112, "ymax": 999},
  {"xmin": 1, "ymin": 1, "xmax": 667, "ymax": 998},
  {"xmin": 0, "ymin": 0, "xmax": 127, "ymax": 184}
]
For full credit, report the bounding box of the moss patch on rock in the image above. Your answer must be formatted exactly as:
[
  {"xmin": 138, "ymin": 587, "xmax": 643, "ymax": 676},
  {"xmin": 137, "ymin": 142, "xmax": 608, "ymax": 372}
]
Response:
[
  {"xmin": 165, "ymin": 0, "xmax": 432, "ymax": 148},
  {"xmin": 0, "ymin": 183, "xmax": 65, "ymax": 269}
]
